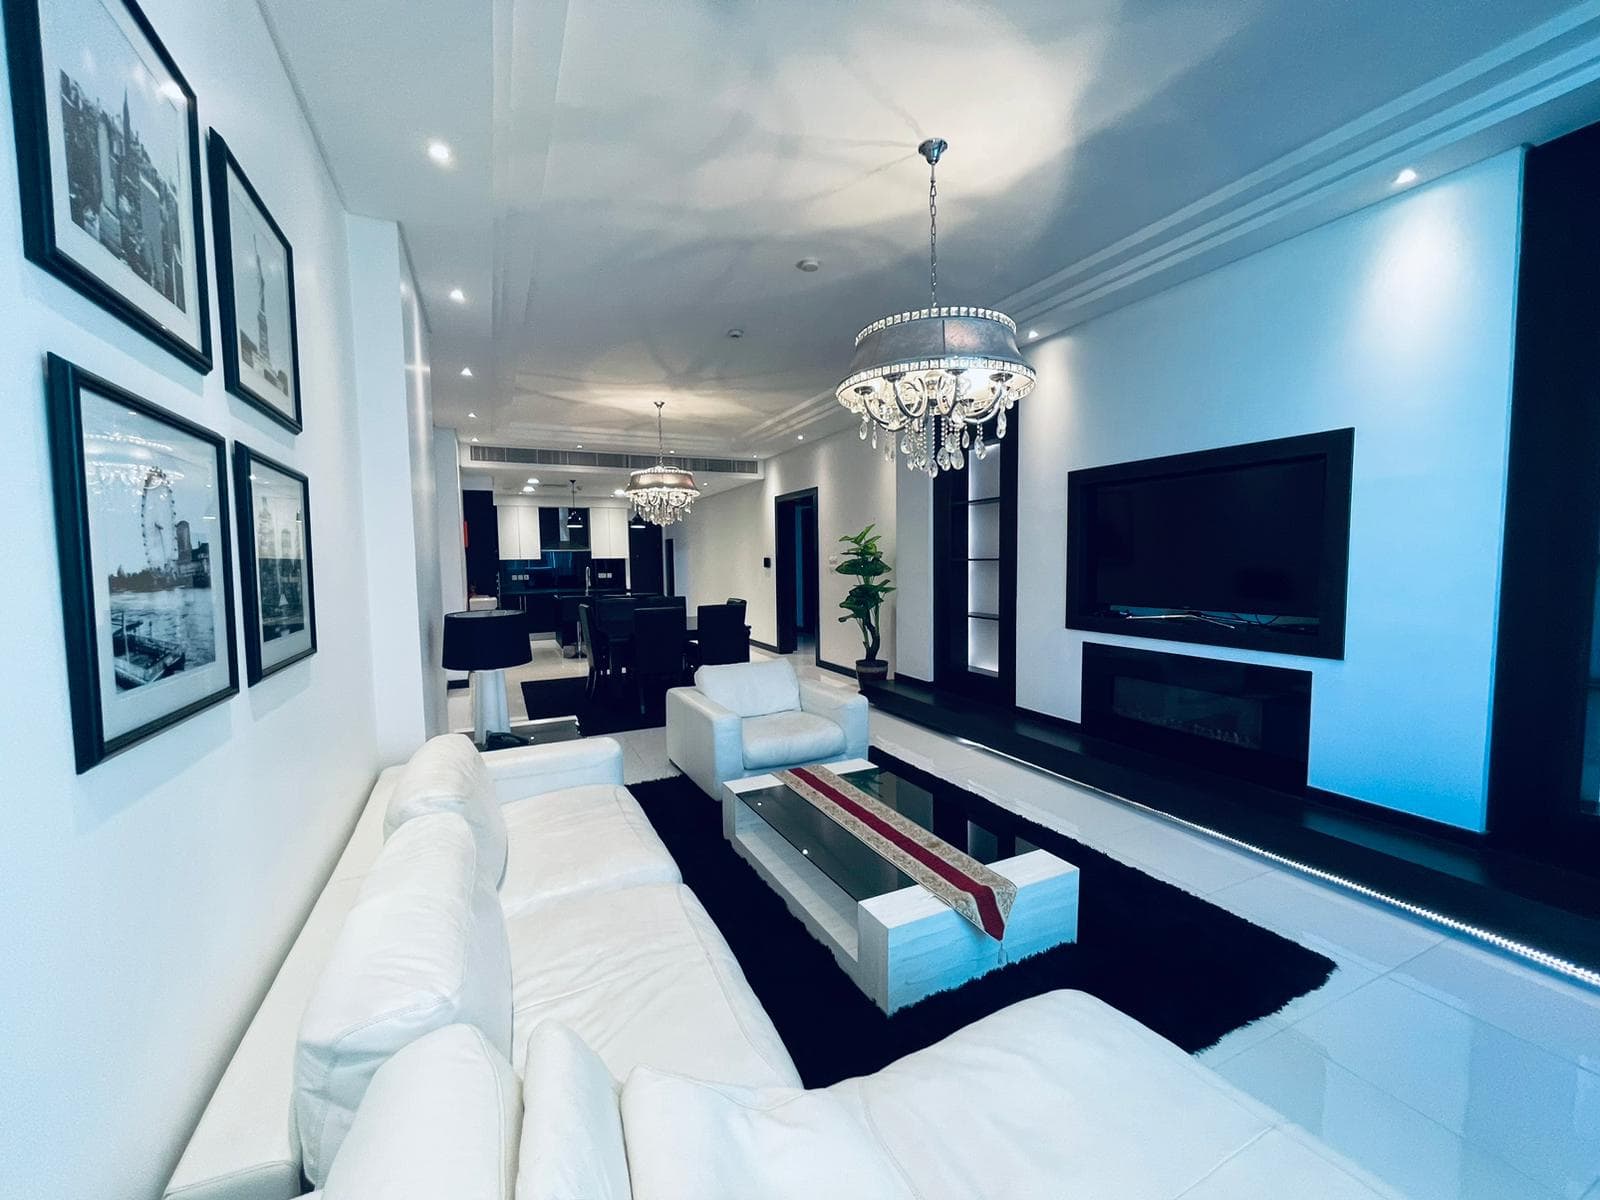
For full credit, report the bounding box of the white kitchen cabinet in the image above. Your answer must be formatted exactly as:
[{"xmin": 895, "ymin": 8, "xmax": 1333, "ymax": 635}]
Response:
[{"xmin": 496, "ymin": 502, "xmax": 543, "ymax": 560}]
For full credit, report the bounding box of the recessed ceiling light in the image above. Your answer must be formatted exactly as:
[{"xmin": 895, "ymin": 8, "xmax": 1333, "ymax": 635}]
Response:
[
  {"xmin": 797, "ymin": 434, "xmax": 805, "ymax": 441},
  {"xmin": 576, "ymin": 444, "xmax": 583, "ymax": 449},
  {"xmin": 1027, "ymin": 329, "xmax": 1040, "ymax": 340},
  {"xmin": 460, "ymin": 366, "xmax": 473, "ymax": 377},
  {"xmin": 1393, "ymin": 167, "xmax": 1419, "ymax": 187},
  {"xmin": 527, "ymin": 477, "xmax": 539, "ymax": 484},
  {"xmin": 795, "ymin": 257, "xmax": 820, "ymax": 272},
  {"xmin": 522, "ymin": 485, "xmax": 534, "ymax": 493},
  {"xmin": 426, "ymin": 139, "xmax": 454, "ymax": 166},
  {"xmin": 727, "ymin": 328, "xmax": 744, "ymax": 339},
  {"xmin": 467, "ymin": 411, "xmax": 477, "ymax": 419},
  {"xmin": 470, "ymin": 436, "xmax": 479, "ymax": 443},
  {"xmin": 613, "ymin": 488, "xmax": 626, "ymax": 496},
  {"xmin": 448, "ymin": 287, "xmax": 466, "ymax": 303}
]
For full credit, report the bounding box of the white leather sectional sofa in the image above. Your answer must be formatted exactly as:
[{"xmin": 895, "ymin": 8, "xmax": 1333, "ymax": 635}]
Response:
[{"xmin": 165, "ymin": 732, "xmax": 1400, "ymax": 1200}]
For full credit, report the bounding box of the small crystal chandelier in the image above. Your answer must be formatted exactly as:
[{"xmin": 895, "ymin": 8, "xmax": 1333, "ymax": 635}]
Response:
[
  {"xmin": 836, "ymin": 138, "xmax": 1035, "ymax": 477},
  {"xmin": 625, "ymin": 399, "xmax": 700, "ymax": 526}
]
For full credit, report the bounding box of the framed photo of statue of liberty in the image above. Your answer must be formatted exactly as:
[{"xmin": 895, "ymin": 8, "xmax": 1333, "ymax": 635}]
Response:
[
  {"xmin": 207, "ymin": 131, "xmax": 302, "ymax": 432},
  {"xmin": 45, "ymin": 354, "xmax": 238, "ymax": 773},
  {"xmin": 3, "ymin": 0, "xmax": 212, "ymax": 372},
  {"xmin": 233, "ymin": 443, "xmax": 316, "ymax": 683}
]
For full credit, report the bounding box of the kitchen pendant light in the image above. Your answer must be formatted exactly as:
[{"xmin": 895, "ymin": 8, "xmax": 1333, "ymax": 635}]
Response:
[{"xmin": 836, "ymin": 138, "xmax": 1035, "ymax": 476}]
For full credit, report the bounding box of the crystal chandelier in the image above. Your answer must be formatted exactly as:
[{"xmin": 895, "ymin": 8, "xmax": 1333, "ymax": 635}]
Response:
[
  {"xmin": 625, "ymin": 399, "xmax": 700, "ymax": 526},
  {"xmin": 837, "ymin": 138, "xmax": 1035, "ymax": 477}
]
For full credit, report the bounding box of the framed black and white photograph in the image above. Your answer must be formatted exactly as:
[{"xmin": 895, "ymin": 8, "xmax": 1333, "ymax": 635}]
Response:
[
  {"xmin": 45, "ymin": 354, "xmax": 237, "ymax": 773},
  {"xmin": 233, "ymin": 443, "xmax": 316, "ymax": 683},
  {"xmin": 207, "ymin": 131, "xmax": 302, "ymax": 431},
  {"xmin": 3, "ymin": 0, "xmax": 211, "ymax": 371}
]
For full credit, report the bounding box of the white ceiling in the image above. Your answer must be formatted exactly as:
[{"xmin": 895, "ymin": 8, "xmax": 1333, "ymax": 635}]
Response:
[{"xmin": 259, "ymin": 0, "xmax": 1600, "ymax": 459}]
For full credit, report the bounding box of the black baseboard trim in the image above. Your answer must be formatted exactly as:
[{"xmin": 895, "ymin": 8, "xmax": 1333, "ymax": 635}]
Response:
[
  {"xmin": 447, "ymin": 679, "xmax": 469, "ymax": 691},
  {"xmin": 816, "ymin": 658, "xmax": 857, "ymax": 680},
  {"xmin": 891, "ymin": 671, "xmax": 933, "ymax": 688},
  {"xmin": 749, "ymin": 638, "xmax": 778, "ymax": 653},
  {"xmin": 863, "ymin": 676, "xmax": 1600, "ymax": 984}
]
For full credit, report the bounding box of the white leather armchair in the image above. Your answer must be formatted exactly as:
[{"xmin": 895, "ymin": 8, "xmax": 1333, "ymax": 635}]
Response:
[{"xmin": 666, "ymin": 658, "xmax": 869, "ymax": 799}]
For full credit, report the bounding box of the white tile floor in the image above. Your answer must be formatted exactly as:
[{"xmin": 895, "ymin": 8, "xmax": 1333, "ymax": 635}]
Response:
[{"xmin": 464, "ymin": 645, "xmax": 1600, "ymax": 1199}]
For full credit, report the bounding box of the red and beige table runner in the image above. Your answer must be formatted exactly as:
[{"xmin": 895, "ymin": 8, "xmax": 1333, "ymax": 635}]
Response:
[{"xmin": 776, "ymin": 765, "xmax": 1017, "ymax": 940}]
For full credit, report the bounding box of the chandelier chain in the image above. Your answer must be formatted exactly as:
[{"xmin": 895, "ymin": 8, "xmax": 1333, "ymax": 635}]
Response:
[
  {"xmin": 654, "ymin": 398, "xmax": 665, "ymax": 460},
  {"xmin": 928, "ymin": 158, "xmax": 938, "ymax": 308}
]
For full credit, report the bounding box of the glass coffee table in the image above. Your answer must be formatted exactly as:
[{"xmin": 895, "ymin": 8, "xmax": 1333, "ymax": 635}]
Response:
[{"xmin": 722, "ymin": 758, "xmax": 1079, "ymax": 1014}]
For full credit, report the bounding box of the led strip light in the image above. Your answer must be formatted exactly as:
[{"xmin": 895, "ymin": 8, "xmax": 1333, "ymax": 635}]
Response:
[{"xmin": 946, "ymin": 736, "xmax": 1600, "ymax": 991}]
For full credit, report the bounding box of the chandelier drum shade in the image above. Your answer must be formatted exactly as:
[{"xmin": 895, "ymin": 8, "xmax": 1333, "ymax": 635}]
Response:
[
  {"xmin": 836, "ymin": 139, "xmax": 1035, "ymax": 477},
  {"xmin": 625, "ymin": 399, "xmax": 699, "ymax": 526}
]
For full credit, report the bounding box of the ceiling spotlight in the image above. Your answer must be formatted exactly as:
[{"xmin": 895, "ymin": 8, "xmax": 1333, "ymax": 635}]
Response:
[
  {"xmin": 1393, "ymin": 167, "xmax": 1419, "ymax": 187},
  {"xmin": 522, "ymin": 485, "xmax": 534, "ymax": 493},
  {"xmin": 467, "ymin": 411, "xmax": 477, "ymax": 419},
  {"xmin": 426, "ymin": 139, "xmax": 454, "ymax": 166},
  {"xmin": 527, "ymin": 477, "xmax": 539, "ymax": 484},
  {"xmin": 470, "ymin": 436, "xmax": 479, "ymax": 443},
  {"xmin": 448, "ymin": 287, "xmax": 466, "ymax": 303},
  {"xmin": 797, "ymin": 434, "xmax": 805, "ymax": 441},
  {"xmin": 460, "ymin": 366, "xmax": 473, "ymax": 377},
  {"xmin": 613, "ymin": 488, "xmax": 626, "ymax": 496},
  {"xmin": 1027, "ymin": 329, "xmax": 1040, "ymax": 340},
  {"xmin": 726, "ymin": 328, "xmax": 744, "ymax": 339},
  {"xmin": 796, "ymin": 257, "xmax": 820, "ymax": 272},
  {"xmin": 576, "ymin": 443, "xmax": 583, "ymax": 449}
]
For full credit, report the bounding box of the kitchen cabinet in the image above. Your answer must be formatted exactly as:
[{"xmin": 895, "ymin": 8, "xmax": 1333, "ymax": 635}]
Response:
[{"xmin": 496, "ymin": 502, "xmax": 542, "ymax": 560}]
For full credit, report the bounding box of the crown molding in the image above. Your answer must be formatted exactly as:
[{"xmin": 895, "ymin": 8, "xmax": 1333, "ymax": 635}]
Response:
[
  {"xmin": 1001, "ymin": 5, "xmax": 1600, "ymax": 335},
  {"xmin": 740, "ymin": 388, "xmax": 853, "ymax": 443}
]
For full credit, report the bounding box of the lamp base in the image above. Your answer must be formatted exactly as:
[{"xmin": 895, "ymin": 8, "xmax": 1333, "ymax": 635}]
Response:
[{"xmin": 470, "ymin": 668, "xmax": 511, "ymax": 748}]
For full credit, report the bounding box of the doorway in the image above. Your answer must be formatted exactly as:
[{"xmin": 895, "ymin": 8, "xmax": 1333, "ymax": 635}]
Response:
[{"xmin": 775, "ymin": 488, "xmax": 819, "ymax": 657}]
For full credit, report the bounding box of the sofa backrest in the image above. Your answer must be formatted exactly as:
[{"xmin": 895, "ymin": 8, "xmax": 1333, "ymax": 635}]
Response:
[
  {"xmin": 384, "ymin": 733, "xmax": 507, "ymax": 889},
  {"xmin": 293, "ymin": 812, "xmax": 513, "ymax": 1186},
  {"xmin": 320, "ymin": 1024, "xmax": 521, "ymax": 1200},
  {"xmin": 695, "ymin": 658, "xmax": 800, "ymax": 718}
]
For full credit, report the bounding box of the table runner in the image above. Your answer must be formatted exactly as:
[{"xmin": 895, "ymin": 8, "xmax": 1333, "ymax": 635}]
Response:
[{"xmin": 776, "ymin": 765, "xmax": 1017, "ymax": 939}]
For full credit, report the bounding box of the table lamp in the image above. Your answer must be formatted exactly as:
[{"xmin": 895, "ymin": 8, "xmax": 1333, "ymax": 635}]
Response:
[{"xmin": 443, "ymin": 608, "xmax": 532, "ymax": 749}]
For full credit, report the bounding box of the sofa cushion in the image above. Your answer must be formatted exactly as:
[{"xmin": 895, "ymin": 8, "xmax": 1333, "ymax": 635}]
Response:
[
  {"xmin": 740, "ymin": 711, "xmax": 847, "ymax": 770},
  {"xmin": 505, "ymin": 883, "xmax": 799, "ymax": 1091},
  {"xmin": 695, "ymin": 659, "xmax": 801, "ymax": 719},
  {"xmin": 385, "ymin": 734, "xmax": 508, "ymax": 888},
  {"xmin": 517, "ymin": 1021, "xmax": 632, "ymax": 1200},
  {"xmin": 499, "ymin": 784, "xmax": 679, "ymax": 918},
  {"xmin": 321, "ymin": 1024, "xmax": 520, "ymax": 1200},
  {"xmin": 620, "ymin": 1069, "xmax": 915, "ymax": 1200},
  {"xmin": 294, "ymin": 813, "xmax": 513, "ymax": 1186}
]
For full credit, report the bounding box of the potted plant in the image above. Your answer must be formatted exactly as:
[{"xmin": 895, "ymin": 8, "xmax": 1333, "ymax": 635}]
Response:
[{"xmin": 836, "ymin": 524, "xmax": 894, "ymax": 685}]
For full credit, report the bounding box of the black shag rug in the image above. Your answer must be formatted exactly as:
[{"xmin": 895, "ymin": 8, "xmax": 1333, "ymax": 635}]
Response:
[
  {"xmin": 628, "ymin": 749, "xmax": 1335, "ymax": 1088},
  {"xmin": 520, "ymin": 676, "xmax": 667, "ymax": 736}
]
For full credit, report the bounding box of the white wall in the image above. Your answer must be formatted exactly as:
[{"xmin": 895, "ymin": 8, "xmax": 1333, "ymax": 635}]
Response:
[
  {"xmin": 0, "ymin": 1, "xmax": 403, "ymax": 1195},
  {"xmin": 347, "ymin": 217, "xmax": 437, "ymax": 758},
  {"xmin": 673, "ymin": 429, "xmax": 899, "ymax": 670},
  {"xmin": 1007, "ymin": 151, "xmax": 1524, "ymax": 831},
  {"xmin": 400, "ymin": 261, "xmax": 445, "ymax": 737}
]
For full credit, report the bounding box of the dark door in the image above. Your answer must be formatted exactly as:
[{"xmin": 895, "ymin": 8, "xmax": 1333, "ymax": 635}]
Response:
[
  {"xmin": 1488, "ymin": 119, "xmax": 1600, "ymax": 875},
  {"xmin": 664, "ymin": 538, "xmax": 676, "ymax": 596},
  {"xmin": 932, "ymin": 415, "xmax": 1018, "ymax": 704},
  {"xmin": 775, "ymin": 488, "xmax": 819, "ymax": 655},
  {"xmin": 628, "ymin": 518, "xmax": 664, "ymax": 594},
  {"xmin": 462, "ymin": 489, "xmax": 499, "ymax": 599}
]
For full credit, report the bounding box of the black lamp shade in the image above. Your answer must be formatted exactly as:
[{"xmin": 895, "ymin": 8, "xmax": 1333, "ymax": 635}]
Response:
[{"xmin": 443, "ymin": 609, "xmax": 532, "ymax": 671}]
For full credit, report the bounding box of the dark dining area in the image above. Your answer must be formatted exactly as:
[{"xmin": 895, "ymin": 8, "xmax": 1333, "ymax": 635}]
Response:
[{"xmin": 572, "ymin": 597, "xmax": 751, "ymax": 709}]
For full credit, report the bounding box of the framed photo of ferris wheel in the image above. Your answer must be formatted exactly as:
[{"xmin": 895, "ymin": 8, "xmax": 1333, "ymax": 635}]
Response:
[{"xmin": 45, "ymin": 354, "xmax": 238, "ymax": 773}]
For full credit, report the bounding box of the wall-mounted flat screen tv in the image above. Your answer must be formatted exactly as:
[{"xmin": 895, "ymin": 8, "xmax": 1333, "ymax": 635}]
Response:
[{"xmin": 1066, "ymin": 429, "xmax": 1353, "ymax": 659}]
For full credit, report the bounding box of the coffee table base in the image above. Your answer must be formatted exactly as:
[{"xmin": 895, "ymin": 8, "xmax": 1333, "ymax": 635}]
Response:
[{"xmin": 723, "ymin": 762, "xmax": 1080, "ymax": 1015}]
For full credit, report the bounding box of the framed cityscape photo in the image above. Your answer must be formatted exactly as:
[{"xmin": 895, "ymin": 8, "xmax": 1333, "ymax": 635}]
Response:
[
  {"xmin": 233, "ymin": 444, "xmax": 316, "ymax": 683},
  {"xmin": 207, "ymin": 131, "xmax": 302, "ymax": 431},
  {"xmin": 3, "ymin": 0, "xmax": 212, "ymax": 372},
  {"xmin": 45, "ymin": 354, "xmax": 237, "ymax": 773}
]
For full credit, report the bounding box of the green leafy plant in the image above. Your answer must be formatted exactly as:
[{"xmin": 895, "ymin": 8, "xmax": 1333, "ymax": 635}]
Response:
[{"xmin": 836, "ymin": 524, "xmax": 895, "ymax": 663}]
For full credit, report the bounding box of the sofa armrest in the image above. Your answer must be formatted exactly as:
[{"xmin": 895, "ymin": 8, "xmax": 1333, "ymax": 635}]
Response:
[
  {"xmin": 484, "ymin": 737, "xmax": 624, "ymax": 805},
  {"xmin": 665, "ymin": 687, "xmax": 744, "ymax": 800},
  {"xmin": 798, "ymin": 680, "xmax": 869, "ymax": 758}
]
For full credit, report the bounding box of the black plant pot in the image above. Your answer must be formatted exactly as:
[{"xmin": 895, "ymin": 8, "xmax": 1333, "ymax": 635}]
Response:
[{"xmin": 854, "ymin": 658, "xmax": 889, "ymax": 686}]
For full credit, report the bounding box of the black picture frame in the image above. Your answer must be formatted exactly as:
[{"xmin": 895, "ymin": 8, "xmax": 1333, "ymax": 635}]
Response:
[
  {"xmin": 45, "ymin": 353, "xmax": 238, "ymax": 773},
  {"xmin": 3, "ymin": 0, "xmax": 213, "ymax": 372},
  {"xmin": 1065, "ymin": 428, "xmax": 1354, "ymax": 660},
  {"xmin": 207, "ymin": 129, "xmax": 303, "ymax": 432},
  {"xmin": 232, "ymin": 442, "xmax": 317, "ymax": 683}
]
